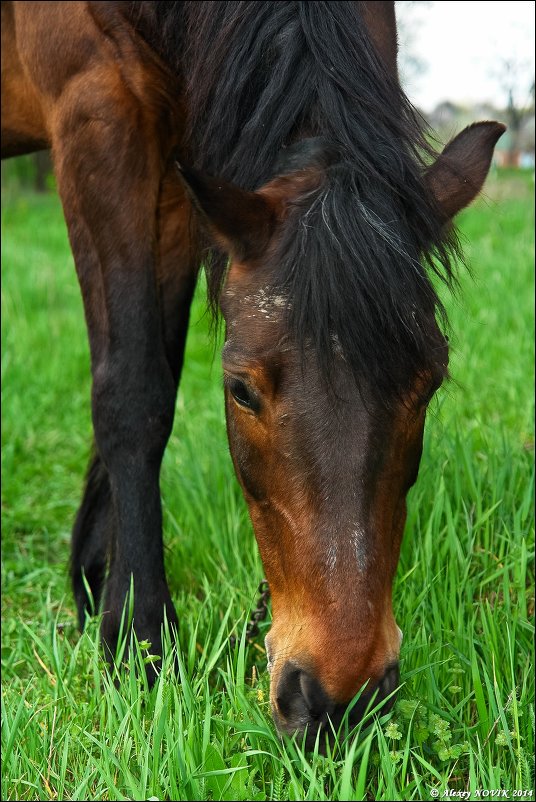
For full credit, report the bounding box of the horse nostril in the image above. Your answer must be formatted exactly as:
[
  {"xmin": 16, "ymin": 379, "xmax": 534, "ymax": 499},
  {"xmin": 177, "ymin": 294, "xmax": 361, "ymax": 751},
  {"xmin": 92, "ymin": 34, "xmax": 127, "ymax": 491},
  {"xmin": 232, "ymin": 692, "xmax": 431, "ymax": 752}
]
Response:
[
  {"xmin": 299, "ymin": 668, "xmax": 332, "ymax": 719},
  {"xmin": 276, "ymin": 662, "xmax": 333, "ymax": 724},
  {"xmin": 273, "ymin": 660, "xmax": 401, "ymax": 749}
]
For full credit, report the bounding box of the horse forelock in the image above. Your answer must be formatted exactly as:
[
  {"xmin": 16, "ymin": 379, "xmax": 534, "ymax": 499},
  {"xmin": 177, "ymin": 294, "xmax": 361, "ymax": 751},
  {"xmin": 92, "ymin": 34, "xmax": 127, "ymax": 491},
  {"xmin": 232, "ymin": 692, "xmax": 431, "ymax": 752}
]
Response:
[
  {"xmin": 136, "ymin": 1, "xmax": 461, "ymax": 402},
  {"xmin": 263, "ymin": 160, "xmax": 456, "ymax": 403}
]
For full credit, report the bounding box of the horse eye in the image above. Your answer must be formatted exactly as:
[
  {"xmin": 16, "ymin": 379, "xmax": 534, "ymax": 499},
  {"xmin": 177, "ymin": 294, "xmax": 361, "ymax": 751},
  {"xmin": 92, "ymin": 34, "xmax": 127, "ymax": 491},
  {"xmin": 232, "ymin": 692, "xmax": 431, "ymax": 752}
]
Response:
[{"xmin": 229, "ymin": 378, "xmax": 255, "ymax": 410}]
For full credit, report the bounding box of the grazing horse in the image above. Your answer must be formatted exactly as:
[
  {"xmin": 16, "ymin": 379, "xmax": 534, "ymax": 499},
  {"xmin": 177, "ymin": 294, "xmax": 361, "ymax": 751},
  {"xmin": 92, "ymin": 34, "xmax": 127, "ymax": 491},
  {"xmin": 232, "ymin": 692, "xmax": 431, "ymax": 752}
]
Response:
[{"xmin": 1, "ymin": 1, "xmax": 504, "ymax": 745}]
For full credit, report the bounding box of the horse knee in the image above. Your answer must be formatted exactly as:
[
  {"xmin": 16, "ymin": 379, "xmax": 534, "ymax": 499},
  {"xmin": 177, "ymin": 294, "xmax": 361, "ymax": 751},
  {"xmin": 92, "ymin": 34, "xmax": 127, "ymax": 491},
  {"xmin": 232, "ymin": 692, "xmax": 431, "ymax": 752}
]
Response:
[{"xmin": 91, "ymin": 356, "xmax": 176, "ymax": 468}]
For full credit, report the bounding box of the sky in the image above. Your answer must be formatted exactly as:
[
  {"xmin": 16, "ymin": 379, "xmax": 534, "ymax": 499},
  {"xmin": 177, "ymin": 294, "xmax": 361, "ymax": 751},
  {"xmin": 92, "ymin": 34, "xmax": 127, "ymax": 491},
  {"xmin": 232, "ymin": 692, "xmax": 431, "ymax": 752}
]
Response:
[{"xmin": 396, "ymin": 1, "xmax": 535, "ymax": 111}]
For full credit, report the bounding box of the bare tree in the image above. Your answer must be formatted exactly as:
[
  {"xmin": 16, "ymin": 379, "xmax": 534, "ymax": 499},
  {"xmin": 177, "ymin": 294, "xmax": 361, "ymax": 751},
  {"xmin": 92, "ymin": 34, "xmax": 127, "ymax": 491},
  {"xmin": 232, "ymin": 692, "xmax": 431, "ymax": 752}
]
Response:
[
  {"xmin": 395, "ymin": 1, "xmax": 431, "ymax": 96},
  {"xmin": 495, "ymin": 58, "xmax": 534, "ymax": 166}
]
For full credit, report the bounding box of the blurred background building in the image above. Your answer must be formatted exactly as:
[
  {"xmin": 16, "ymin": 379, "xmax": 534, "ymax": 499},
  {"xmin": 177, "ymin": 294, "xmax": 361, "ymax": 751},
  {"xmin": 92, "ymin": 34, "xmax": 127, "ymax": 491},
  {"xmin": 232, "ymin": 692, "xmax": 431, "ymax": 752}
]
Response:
[
  {"xmin": 397, "ymin": 0, "xmax": 535, "ymax": 168},
  {"xmin": 2, "ymin": 0, "xmax": 535, "ymax": 191}
]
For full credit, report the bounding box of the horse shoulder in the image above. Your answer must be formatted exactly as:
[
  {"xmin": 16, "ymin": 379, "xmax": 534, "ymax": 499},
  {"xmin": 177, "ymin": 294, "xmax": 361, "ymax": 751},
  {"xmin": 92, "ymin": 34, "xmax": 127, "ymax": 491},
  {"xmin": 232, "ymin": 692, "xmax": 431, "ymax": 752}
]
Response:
[{"xmin": 2, "ymin": 1, "xmax": 181, "ymax": 161}]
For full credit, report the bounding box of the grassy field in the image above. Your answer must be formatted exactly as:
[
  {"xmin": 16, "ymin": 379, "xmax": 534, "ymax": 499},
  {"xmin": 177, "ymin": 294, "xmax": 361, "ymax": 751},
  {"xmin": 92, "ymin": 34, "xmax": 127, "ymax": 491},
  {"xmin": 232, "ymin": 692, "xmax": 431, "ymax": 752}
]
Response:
[{"xmin": 1, "ymin": 168, "xmax": 534, "ymax": 801}]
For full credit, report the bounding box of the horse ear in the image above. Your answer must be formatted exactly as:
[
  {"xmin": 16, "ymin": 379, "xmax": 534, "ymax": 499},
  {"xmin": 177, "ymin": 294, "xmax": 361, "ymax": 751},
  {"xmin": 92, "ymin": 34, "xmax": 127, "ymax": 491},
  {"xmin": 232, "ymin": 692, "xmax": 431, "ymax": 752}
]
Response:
[
  {"xmin": 425, "ymin": 121, "xmax": 506, "ymax": 221},
  {"xmin": 176, "ymin": 163, "xmax": 277, "ymax": 261}
]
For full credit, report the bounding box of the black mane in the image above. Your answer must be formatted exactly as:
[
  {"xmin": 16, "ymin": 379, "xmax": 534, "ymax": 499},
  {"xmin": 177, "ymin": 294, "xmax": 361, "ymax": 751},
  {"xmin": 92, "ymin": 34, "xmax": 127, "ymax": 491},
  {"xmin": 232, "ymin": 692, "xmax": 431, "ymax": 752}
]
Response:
[{"xmin": 138, "ymin": 1, "xmax": 461, "ymax": 399}]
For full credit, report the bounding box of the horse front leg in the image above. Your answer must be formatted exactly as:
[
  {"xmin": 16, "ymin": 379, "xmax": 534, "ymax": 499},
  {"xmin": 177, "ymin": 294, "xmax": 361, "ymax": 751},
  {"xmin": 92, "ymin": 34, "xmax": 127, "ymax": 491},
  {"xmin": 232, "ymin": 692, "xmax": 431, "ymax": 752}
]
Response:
[
  {"xmin": 71, "ymin": 168, "xmax": 199, "ymax": 637},
  {"xmin": 53, "ymin": 101, "xmax": 182, "ymax": 677}
]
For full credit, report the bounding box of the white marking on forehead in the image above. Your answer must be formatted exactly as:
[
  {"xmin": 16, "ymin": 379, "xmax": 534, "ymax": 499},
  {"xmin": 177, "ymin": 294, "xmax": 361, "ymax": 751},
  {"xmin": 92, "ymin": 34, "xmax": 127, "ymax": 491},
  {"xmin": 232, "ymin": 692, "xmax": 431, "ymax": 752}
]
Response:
[
  {"xmin": 240, "ymin": 287, "xmax": 291, "ymax": 321},
  {"xmin": 350, "ymin": 525, "xmax": 368, "ymax": 572}
]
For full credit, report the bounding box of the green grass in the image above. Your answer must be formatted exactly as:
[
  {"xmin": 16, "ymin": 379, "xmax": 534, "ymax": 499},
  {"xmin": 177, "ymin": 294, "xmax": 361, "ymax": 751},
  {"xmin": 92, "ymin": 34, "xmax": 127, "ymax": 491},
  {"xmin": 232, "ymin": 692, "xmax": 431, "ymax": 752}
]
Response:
[{"xmin": 1, "ymin": 168, "xmax": 534, "ymax": 801}]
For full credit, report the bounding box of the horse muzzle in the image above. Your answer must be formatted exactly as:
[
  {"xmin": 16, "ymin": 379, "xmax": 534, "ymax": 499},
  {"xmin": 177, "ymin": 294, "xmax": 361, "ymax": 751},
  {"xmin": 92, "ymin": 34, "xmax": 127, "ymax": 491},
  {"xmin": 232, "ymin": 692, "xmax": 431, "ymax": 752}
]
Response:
[{"xmin": 270, "ymin": 659, "xmax": 400, "ymax": 750}]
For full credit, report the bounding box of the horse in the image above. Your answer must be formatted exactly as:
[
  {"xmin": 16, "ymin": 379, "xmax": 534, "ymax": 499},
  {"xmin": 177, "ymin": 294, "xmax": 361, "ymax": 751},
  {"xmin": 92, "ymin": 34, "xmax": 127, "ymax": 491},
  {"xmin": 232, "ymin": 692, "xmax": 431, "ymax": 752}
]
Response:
[{"xmin": 1, "ymin": 1, "xmax": 504, "ymax": 747}]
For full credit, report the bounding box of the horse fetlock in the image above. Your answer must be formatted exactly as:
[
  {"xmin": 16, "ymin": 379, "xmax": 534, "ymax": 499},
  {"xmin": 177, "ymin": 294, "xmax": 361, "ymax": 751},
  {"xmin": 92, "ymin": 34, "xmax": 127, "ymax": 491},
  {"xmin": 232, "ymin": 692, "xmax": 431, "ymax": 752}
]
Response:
[{"xmin": 101, "ymin": 577, "xmax": 179, "ymax": 681}]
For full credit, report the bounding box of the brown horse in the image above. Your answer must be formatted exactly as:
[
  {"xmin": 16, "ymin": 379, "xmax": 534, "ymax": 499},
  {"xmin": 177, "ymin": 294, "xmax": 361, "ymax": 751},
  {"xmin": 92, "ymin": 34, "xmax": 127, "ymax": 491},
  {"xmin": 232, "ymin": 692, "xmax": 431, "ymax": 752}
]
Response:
[{"xmin": 1, "ymin": 1, "xmax": 504, "ymax": 746}]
